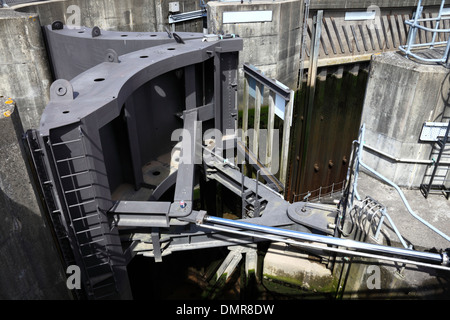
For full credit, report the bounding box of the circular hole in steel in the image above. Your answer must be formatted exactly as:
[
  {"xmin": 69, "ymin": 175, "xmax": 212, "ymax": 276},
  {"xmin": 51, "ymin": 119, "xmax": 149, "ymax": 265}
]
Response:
[
  {"xmin": 150, "ymin": 34, "xmax": 157, "ymax": 37},
  {"xmin": 78, "ymin": 31, "xmax": 85, "ymax": 33},
  {"xmin": 63, "ymin": 111, "xmax": 70, "ymax": 114},
  {"xmin": 167, "ymin": 48, "xmax": 175, "ymax": 50},
  {"xmin": 94, "ymin": 78, "xmax": 105, "ymax": 82},
  {"xmin": 152, "ymin": 171, "xmax": 161, "ymax": 176},
  {"xmin": 121, "ymin": 34, "xmax": 128, "ymax": 37},
  {"xmin": 56, "ymin": 86, "xmax": 67, "ymax": 96},
  {"xmin": 140, "ymin": 55, "xmax": 149, "ymax": 58}
]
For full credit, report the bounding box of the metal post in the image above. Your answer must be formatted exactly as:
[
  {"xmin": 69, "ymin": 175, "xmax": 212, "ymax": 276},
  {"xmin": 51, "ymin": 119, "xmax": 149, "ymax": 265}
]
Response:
[
  {"xmin": 252, "ymin": 82, "xmax": 263, "ymax": 157},
  {"xmin": 298, "ymin": 10, "xmax": 323, "ymax": 194},
  {"xmin": 374, "ymin": 214, "xmax": 385, "ymax": 241},
  {"xmin": 279, "ymin": 90, "xmax": 294, "ymax": 187},
  {"xmin": 241, "ymin": 161, "xmax": 246, "ymax": 218},
  {"xmin": 266, "ymin": 91, "xmax": 276, "ymax": 172},
  {"xmin": 254, "ymin": 169, "xmax": 261, "ymax": 217},
  {"xmin": 430, "ymin": 0, "xmax": 446, "ymax": 48},
  {"xmin": 242, "ymin": 75, "xmax": 250, "ymax": 176}
]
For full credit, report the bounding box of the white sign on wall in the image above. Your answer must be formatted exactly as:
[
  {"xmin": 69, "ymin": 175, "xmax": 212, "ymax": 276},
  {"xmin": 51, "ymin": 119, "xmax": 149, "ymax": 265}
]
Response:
[{"xmin": 223, "ymin": 11, "xmax": 273, "ymax": 24}]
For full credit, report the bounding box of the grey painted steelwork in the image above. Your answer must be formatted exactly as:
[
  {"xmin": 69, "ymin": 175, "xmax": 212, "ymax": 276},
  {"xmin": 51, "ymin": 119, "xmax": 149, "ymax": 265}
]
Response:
[
  {"xmin": 26, "ymin": 24, "xmax": 450, "ymax": 300},
  {"xmin": 43, "ymin": 25, "xmax": 205, "ymax": 80}
]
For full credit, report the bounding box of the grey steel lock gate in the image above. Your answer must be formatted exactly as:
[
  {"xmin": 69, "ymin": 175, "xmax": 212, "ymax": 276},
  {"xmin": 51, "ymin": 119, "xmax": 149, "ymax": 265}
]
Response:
[{"xmin": 24, "ymin": 24, "xmax": 450, "ymax": 300}]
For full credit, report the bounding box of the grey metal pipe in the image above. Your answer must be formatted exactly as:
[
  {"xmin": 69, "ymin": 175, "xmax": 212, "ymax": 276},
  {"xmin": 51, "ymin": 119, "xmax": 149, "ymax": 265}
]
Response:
[
  {"xmin": 362, "ymin": 144, "xmax": 450, "ymax": 165},
  {"xmin": 358, "ymin": 124, "xmax": 450, "ymax": 243},
  {"xmin": 201, "ymin": 215, "xmax": 446, "ymax": 265},
  {"xmin": 360, "ymin": 161, "xmax": 450, "ymax": 243},
  {"xmin": 199, "ymin": 221, "xmax": 450, "ymax": 271}
]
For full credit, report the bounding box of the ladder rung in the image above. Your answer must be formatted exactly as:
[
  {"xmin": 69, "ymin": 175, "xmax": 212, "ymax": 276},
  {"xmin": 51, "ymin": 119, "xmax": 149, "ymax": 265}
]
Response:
[
  {"xmin": 60, "ymin": 170, "xmax": 90, "ymax": 179},
  {"xmin": 56, "ymin": 155, "xmax": 86, "ymax": 163},
  {"xmin": 65, "ymin": 185, "xmax": 93, "ymax": 194},
  {"xmin": 72, "ymin": 212, "xmax": 99, "ymax": 222},
  {"xmin": 93, "ymin": 282, "xmax": 115, "ymax": 291},
  {"xmin": 82, "ymin": 248, "xmax": 108, "ymax": 259},
  {"xmin": 79, "ymin": 238, "xmax": 106, "ymax": 247},
  {"xmin": 86, "ymin": 261, "xmax": 109, "ymax": 270},
  {"xmin": 51, "ymin": 138, "xmax": 82, "ymax": 147},
  {"xmin": 94, "ymin": 290, "xmax": 117, "ymax": 300},
  {"xmin": 75, "ymin": 225, "xmax": 101, "ymax": 235},
  {"xmin": 82, "ymin": 252, "xmax": 100, "ymax": 259},
  {"xmin": 68, "ymin": 199, "xmax": 95, "ymax": 208}
]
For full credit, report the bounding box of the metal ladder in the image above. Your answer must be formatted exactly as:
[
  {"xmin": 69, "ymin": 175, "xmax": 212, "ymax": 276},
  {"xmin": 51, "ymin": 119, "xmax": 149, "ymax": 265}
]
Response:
[
  {"xmin": 47, "ymin": 126, "xmax": 119, "ymax": 299},
  {"xmin": 420, "ymin": 121, "xmax": 450, "ymax": 199},
  {"xmin": 24, "ymin": 130, "xmax": 84, "ymax": 299}
]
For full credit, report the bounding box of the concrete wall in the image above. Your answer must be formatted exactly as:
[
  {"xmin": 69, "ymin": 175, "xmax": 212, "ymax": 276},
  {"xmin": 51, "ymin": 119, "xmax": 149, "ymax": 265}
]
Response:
[
  {"xmin": 15, "ymin": 0, "xmax": 203, "ymax": 32},
  {"xmin": 0, "ymin": 10, "xmax": 53, "ymax": 131},
  {"xmin": 207, "ymin": 0, "xmax": 302, "ymax": 91},
  {"xmin": 0, "ymin": 98, "xmax": 70, "ymax": 299},
  {"xmin": 360, "ymin": 51, "xmax": 450, "ymax": 188}
]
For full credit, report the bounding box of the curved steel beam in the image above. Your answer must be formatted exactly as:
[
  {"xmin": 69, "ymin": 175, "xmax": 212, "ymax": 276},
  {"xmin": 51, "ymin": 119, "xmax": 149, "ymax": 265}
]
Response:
[{"xmin": 44, "ymin": 25, "xmax": 204, "ymax": 80}]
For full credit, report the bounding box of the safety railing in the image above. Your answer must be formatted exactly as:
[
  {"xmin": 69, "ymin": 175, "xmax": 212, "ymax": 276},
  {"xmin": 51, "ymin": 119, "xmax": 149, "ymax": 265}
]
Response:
[
  {"xmin": 292, "ymin": 180, "xmax": 346, "ymax": 203},
  {"xmin": 399, "ymin": 0, "xmax": 450, "ymax": 67}
]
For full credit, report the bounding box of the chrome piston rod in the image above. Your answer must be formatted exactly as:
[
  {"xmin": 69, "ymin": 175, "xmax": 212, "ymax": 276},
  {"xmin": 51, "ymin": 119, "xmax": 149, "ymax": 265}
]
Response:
[{"xmin": 199, "ymin": 215, "xmax": 449, "ymax": 267}]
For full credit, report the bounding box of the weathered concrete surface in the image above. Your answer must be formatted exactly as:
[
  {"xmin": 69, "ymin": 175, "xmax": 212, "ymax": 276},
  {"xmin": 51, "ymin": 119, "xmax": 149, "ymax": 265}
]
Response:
[
  {"xmin": 0, "ymin": 10, "xmax": 53, "ymax": 130},
  {"xmin": 207, "ymin": 0, "xmax": 302, "ymax": 91},
  {"xmin": 0, "ymin": 98, "xmax": 70, "ymax": 299},
  {"xmin": 14, "ymin": 0, "xmax": 204, "ymax": 33},
  {"xmin": 341, "ymin": 253, "xmax": 450, "ymax": 299},
  {"xmin": 262, "ymin": 242, "xmax": 337, "ymax": 297},
  {"xmin": 360, "ymin": 51, "xmax": 450, "ymax": 188}
]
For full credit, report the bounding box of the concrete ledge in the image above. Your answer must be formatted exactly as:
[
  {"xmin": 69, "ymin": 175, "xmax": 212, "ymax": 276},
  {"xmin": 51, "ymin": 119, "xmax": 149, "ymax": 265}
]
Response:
[
  {"xmin": 262, "ymin": 242, "xmax": 336, "ymax": 293},
  {"xmin": 360, "ymin": 51, "xmax": 450, "ymax": 187}
]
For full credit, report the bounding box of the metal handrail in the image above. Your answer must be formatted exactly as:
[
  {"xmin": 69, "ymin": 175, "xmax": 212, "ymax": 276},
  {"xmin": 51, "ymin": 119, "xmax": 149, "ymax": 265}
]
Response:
[
  {"xmin": 355, "ymin": 124, "xmax": 450, "ymax": 243},
  {"xmin": 293, "ymin": 180, "xmax": 346, "ymax": 203},
  {"xmin": 399, "ymin": 0, "xmax": 450, "ymax": 66}
]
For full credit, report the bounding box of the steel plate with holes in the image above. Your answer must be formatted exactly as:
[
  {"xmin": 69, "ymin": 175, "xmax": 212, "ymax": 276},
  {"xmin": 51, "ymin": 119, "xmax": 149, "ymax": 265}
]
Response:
[{"xmin": 420, "ymin": 122, "xmax": 449, "ymax": 142}]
